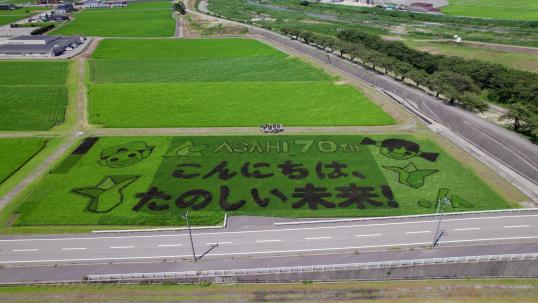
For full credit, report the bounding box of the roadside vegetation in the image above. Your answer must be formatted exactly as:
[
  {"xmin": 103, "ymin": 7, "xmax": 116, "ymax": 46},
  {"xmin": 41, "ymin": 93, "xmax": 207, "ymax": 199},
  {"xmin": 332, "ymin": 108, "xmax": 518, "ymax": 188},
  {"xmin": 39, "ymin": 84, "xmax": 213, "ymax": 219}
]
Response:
[
  {"xmin": 51, "ymin": 0, "xmax": 175, "ymax": 37},
  {"xmin": 88, "ymin": 38, "xmax": 393, "ymax": 127},
  {"xmin": 0, "ymin": 61, "xmax": 68, "ymax": 131},
  {"xmin": 1, "ymin": 279, "xmax": 537, "ymax": 302}
]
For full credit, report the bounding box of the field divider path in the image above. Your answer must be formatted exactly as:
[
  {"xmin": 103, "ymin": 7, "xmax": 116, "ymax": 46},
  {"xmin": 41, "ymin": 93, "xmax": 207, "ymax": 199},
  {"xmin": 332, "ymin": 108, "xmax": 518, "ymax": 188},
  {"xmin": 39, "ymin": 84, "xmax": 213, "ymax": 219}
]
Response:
[
  {"xmin": 174, "ymin": 13, "xmax": 183, "ymax": 38},
  {"xmin": 87, "ymin": 122, "xmax": 417, "ymax": 136},
  {"xmin": 0, "ymin": 136, "xmax": 77, "ymax": 211}
]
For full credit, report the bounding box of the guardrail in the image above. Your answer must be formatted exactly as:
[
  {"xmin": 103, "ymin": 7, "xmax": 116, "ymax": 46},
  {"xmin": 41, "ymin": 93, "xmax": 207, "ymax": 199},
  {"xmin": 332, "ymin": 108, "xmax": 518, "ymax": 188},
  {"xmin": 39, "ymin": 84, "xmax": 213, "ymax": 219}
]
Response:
[
  {"xmin": 86, "ymin": 252, "xmax": 538, "ymax": 282},
  {"xmin": 274, "ymin": 208, "xmax": 538, "ymax": 226},
  {"xmin": 92, "ymin": 213, "xmax": 228, "ymax": 234}
]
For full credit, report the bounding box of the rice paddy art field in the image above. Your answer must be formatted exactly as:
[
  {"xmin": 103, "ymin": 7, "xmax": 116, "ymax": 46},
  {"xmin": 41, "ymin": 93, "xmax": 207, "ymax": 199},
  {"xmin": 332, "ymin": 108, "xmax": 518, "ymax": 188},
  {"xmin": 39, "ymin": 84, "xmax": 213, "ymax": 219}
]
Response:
[
  {"xmin": 0, "ymin": 61, "xmax": 68, "ymax": 131},
  {"xmin": 88, "ymin": 38, "xmax": 394, "ymax": 128},
  {"xmin": 11, "ymin": 135, "xmax": 508, "ymax": 227},
  {"xmin": 442, "ymin": 0, "xmax": 538, "ymax": 21},
  {"xmin": 51, "ymin": 0, "xmax": 174, "ymax": 37}
]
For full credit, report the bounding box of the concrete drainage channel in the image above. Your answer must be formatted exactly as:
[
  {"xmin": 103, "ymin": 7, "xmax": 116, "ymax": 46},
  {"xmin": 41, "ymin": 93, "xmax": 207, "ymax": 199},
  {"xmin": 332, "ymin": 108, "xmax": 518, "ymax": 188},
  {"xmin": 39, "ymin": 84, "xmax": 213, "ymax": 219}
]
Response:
[{"xmin": 86, "ymin": 253, "xmax": 538, "ymax": 283}]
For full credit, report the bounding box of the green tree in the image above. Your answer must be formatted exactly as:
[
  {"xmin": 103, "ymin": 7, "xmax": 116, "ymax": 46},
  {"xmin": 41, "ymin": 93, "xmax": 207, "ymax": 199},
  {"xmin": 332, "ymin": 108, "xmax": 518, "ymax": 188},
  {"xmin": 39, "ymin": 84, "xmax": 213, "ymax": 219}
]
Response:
[
  {"xmin": 460, "ymin": 92, "xmax": 488, "ymax": 112},
  {"xmin": 501, "ymin": 103, "xmax": 532, "ymax": 132},
  {"xmin": 174, "ymin": 2, "xmax": 186, "ymax": 14}
]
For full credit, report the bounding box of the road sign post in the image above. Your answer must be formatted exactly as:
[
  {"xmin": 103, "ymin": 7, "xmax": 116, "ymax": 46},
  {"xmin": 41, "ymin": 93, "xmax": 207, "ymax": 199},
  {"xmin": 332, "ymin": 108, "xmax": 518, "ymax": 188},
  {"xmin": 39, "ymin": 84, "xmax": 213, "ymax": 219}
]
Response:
[
  {"xmin": 182, "ymin": 211, "xmax": 197, "ymax": 262},
  {"xmin": 432, "ymin": 197, "xmax": 451, "ymax": 247}
]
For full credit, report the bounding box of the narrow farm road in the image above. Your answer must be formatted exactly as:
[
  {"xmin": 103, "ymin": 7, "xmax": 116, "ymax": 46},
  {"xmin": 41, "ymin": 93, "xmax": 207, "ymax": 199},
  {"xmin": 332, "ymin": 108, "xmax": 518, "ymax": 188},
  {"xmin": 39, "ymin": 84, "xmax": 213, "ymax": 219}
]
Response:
[{"xmin": 174, "ymin": 13, "xmax": 183, "ymax": 38}]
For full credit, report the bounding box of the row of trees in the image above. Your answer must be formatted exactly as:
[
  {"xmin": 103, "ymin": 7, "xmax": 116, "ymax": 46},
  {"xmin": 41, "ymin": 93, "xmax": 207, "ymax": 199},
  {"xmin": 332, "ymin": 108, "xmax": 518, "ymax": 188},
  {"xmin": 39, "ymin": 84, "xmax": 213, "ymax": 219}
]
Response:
[{"xmin": 281, "ymin": 28, "xmax": 537, "ymax": 140}]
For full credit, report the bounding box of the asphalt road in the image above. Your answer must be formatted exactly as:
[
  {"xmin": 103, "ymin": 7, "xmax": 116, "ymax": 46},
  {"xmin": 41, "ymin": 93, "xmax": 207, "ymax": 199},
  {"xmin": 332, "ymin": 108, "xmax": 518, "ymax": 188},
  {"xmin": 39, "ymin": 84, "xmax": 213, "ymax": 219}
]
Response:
[
  {"xmin": 248, "ymin": 27, "xmax": 538, "ymax": 189},
  {"xmin": 1, "ymin": 242, "xmax": 537, "ymax": 284},
  {"xmin": 1, "ymin": 211, "xmax": 536, "ymax": 266}
]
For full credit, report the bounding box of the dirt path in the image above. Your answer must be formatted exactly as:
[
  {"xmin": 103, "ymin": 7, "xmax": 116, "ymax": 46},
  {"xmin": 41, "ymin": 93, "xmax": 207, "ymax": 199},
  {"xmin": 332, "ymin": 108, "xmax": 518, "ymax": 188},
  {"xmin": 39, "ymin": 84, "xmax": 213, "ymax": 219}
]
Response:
[
  {"xmin": 174, "ymin": 13, "xmax": 183, "ymax": 38},
  {"xmin": 403, "ymin": 38, "xmax": 538, "ymax": 55},
  {"xmin": 87, "ymin": 121, "xmax": 417, "ymax": 137},
  {"xmin": 0, "ymin": 136, "xmax": 77, "ymax": 211}
]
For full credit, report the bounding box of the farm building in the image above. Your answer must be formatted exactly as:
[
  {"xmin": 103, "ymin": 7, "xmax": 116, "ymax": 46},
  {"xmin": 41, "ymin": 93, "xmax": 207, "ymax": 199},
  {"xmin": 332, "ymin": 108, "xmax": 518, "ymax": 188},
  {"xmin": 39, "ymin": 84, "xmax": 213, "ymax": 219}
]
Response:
[
  {"xmin": 54, "ymin": 3, "xmax": 74, "ymax": 14},
  {"xmin": 0, "ymin": 35, "xmax": 84, "ymax": 57},
  {"xmin": 407, "ymin": 2, "xmax": 440, "ymax": 12}
]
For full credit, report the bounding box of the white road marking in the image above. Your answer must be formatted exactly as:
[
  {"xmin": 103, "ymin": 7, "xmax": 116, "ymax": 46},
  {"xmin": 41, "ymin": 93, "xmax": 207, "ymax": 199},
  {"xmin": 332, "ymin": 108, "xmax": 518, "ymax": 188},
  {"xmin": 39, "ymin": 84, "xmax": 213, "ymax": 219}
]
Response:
[
  {"xmin": 3, "ymin": 235, "xmax": 538, "ymax": 264},
  {"xmin": 454, "ymin": 227, "xmax": 480, "ymax": 231},
  {"xmin": 12, "ymin": 249, "xmax": 38, "ymax": 252},
  {"xmin": 256, "ymin": 239, "xmax": 281, "ymax": 243},
  {"xmin": 305, "ymin": 237, "xmax": 332, "ymax": 240},
  {"xmin": 61, "ymin": 247, "xmax": 87, "ymax": 251},
  {"xmin": 405, "ymin": 230, "xmax": 430, "ymax": 234},
  {"xmin": 1, "ymin": 214, "xmax": 536, "ymax": 242},
  {"xmin": 504, "ymin": 225, "xmax": 530, "ymax": 229},
  {"xmin": 356, "ymin": 233, "xmax": 382, "ymax": 238},
  {"xmin": 110, "ymin": 246, "xmax": 134, "ymax": 249},
  {"xmin": 157, "ymin": 244, "xmax": 183, "ymax": 248},
  {"xmin": 206, "ymin": 242, "xmax": 232, "ymax": 245}
]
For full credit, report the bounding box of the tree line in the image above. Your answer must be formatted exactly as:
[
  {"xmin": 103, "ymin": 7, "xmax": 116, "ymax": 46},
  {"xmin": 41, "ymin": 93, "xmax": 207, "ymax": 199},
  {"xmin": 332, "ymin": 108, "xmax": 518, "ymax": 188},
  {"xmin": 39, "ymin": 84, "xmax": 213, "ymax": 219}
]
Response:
[{"xmin": 281, "ymin": 28, "xmax": 537, "ymax": 141}]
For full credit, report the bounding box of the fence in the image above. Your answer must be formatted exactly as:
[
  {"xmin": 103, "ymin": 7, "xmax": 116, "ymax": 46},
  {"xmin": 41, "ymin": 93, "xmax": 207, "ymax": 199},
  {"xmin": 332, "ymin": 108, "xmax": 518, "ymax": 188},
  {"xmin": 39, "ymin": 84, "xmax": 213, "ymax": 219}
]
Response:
[
  {"xmin": 92, "ymin": 213, "xmax": 228, "ymax": 234},
  {"xmin": 86, "ymin": 253, "xmax": 538, "ymax": 282},
  {"xmin": 274, "ymin": 208, "xmax": 538, "ymax": 226}
]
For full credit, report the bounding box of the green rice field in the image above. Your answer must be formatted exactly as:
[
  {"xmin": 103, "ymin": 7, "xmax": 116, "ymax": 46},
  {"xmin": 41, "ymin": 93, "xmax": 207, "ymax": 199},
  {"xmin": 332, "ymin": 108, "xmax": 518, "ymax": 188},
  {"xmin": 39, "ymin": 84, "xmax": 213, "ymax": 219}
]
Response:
[
  {"xmin": 0, "ymin": 138, "xmax": 47, "ymax": 185},
  {"xmin": 50, "ymin": 1, "xmax": 174, "ymax": 37},
  {"xmin": 12, "ymin": 135, "xmax": 508, "ymax": 227},
  {"xmin": 0, "ymin": 61, "xmax": 68, "ymax": 131},
  {"xmin": 88, "ymin": 38, "xmax": 394, "ymax": 128},
  {"xmin": 442, "ymin": 0, "xmax": 538, "ymax": 20}
]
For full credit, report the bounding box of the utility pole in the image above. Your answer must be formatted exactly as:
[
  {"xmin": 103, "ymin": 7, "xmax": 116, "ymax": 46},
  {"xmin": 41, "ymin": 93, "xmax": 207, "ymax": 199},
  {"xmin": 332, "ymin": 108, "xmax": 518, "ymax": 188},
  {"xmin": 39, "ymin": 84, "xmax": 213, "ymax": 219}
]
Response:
[
  {"xmin": 432, "ymin": 197, "xmax": 450, "ymax": 247},
  {"xmin": 182, "ymin": 210, "xmax": 196, "ymax": 262}
]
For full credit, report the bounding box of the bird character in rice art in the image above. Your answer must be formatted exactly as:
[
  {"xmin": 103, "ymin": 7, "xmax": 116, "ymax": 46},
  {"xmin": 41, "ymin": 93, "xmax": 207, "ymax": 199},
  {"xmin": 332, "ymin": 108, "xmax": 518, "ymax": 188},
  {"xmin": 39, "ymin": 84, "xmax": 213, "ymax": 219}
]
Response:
[
  {"xmin": 360, "ymin": 137, "xmax": 439, "ymax": 162},
  {"xmin": 99, "ymin": 141, "xmax": 155, "ymax": 168}
]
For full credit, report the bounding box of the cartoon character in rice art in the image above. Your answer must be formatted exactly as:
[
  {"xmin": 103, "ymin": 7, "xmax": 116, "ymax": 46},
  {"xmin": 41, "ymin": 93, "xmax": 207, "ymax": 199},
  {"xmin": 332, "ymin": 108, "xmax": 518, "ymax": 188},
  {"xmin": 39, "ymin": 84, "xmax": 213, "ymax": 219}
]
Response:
[
  {"xmin": 360, "ymin": 137, "xmax": 439, "ymax": 162},
  {"xmin": 99, "ymin": 141, "xmax": 155, "ymax": 168}
]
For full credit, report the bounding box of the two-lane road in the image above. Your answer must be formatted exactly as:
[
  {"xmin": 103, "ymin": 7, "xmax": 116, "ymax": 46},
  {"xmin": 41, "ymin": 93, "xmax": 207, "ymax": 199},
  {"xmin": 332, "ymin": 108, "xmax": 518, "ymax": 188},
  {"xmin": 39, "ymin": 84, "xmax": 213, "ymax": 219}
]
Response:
[{"xmin": 1, "ymin": 212, "xmax": 537, "ymax": 265}]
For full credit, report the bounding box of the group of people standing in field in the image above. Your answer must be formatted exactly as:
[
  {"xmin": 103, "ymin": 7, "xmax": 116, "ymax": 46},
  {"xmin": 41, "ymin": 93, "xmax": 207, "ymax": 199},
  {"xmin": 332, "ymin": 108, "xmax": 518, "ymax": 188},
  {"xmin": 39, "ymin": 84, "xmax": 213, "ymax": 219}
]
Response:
[{"xmin": 260, "ymin": 123, "xmax": 284, "ymax": 133}]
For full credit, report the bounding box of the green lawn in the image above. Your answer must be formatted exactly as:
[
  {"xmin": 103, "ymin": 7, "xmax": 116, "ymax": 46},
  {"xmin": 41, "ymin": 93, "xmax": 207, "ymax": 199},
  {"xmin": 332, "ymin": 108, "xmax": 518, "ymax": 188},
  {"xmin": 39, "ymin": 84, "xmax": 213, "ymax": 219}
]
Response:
[
  {"xmin": 0, "ymin": 138, "xmax": 47, "ymax": 184},
  {"xmin": 1, "ymin": 279, "xmax": 537, "ymax": 302},
  {"xmin": 12, "ymin": 135, "xmax": 508, "ymax": 227},
  {"xmin": 442, "ymin": 0, "xmax": 538, "ymax": 20},
  {"xmin": 403, "ymin": 40, "xmax": 538, "ymax": 74},
  {"xmin": 50, "ymin": 1, "xmax": 174, "ymax": 37},
  {"xmin": 88, "ymin": 38, "xmax": 393, "ymax": 127},
  {"xmin": 0, "ymin": 6, "xmax": 45, "ymax": 26},
  {"xmin": 0, "ymin": 61, "xmax": 69, "ymax": 131}
]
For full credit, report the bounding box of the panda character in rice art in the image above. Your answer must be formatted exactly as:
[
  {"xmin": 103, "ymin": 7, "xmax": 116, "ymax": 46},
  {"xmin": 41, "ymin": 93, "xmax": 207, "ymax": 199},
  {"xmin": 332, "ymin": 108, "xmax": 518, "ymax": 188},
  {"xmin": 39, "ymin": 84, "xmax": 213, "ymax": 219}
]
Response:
[{"xmin": 360, "ymin": 137, "xmax": 439, "ymax": 162}]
